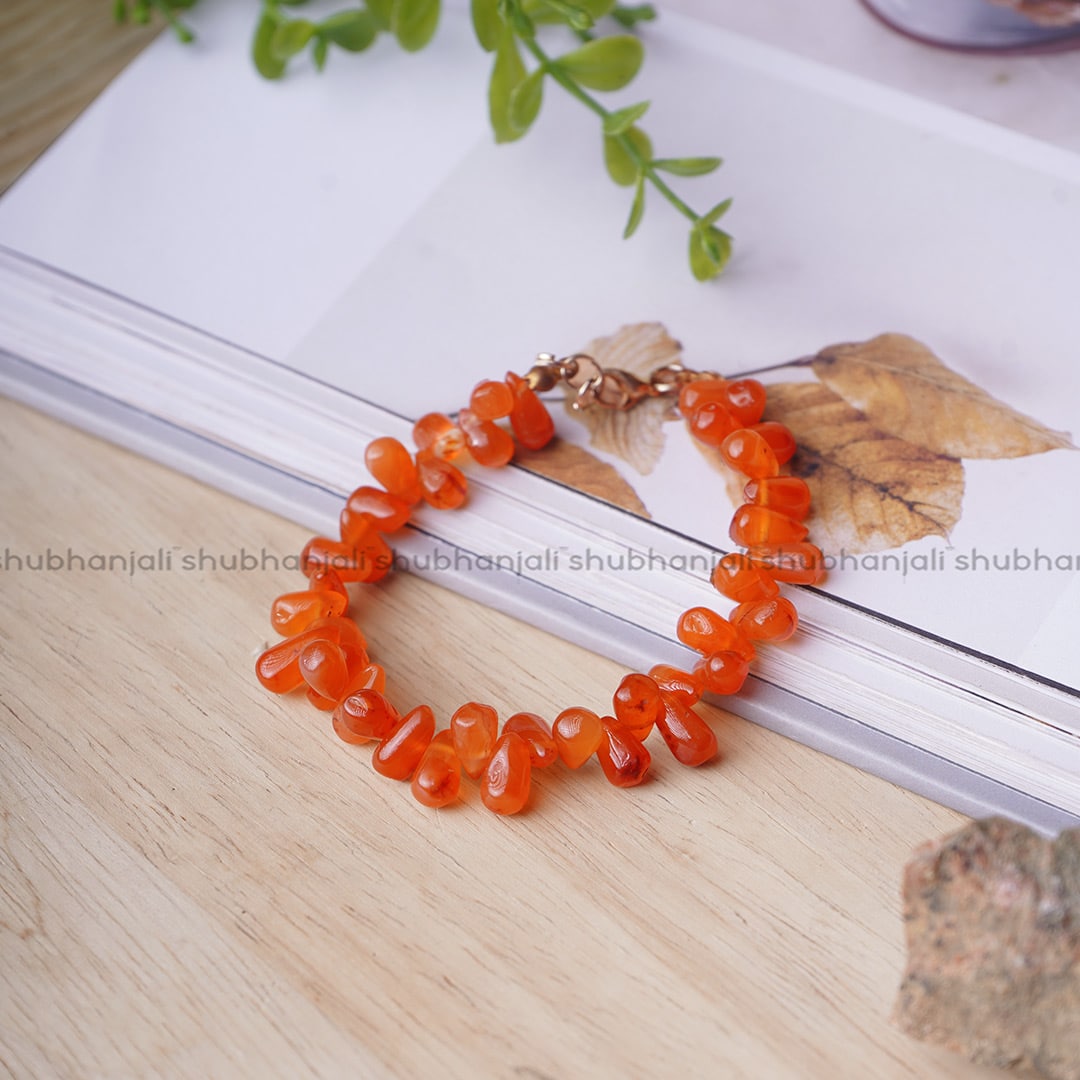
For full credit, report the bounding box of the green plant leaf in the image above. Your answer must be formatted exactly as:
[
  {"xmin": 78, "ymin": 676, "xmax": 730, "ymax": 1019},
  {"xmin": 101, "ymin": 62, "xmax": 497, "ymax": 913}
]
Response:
[
  {"xmin": 489, "ymin": 26, "xmax": 528, "ymax": 143},
  {"xmin": 471, "ymin": 0, "xmax": 502, "ymax": 51},
  {"xmin": 602, "ymin": 100, "xmax": 648, "ymax": 136},
  {"xmin": 554, "ymin": 35, "xmax": 643, "ymax": 91},
  {"xmin": 546, "ymin": 0, "xmax": 593, "ymax": 30},
  {"xmin": 701, "ymin": 197, "xmax": 732, "ymax": 226},
  {"xmin": 392, "ymin": 0, "xmax": 440, "ymax": 51},
  {"xmin": 320, "ymin": 10, "xmax": 378, "ymax": 51},
  {"xmin": 689, "ymin": 223, "xmax": 732, "ymax": 281},
  {"xmin": 271, "ymin": 19, "xmax": 316, "ymax": 61},
  {"xmin": 312, "ymin": 33, "xmax": 329, "ymax": 70},
  {"xmin": 579, "ymin": 0, "xmax": 618, "ymax": 17},
  {"xmin": 623, "ymin": 174, "xmax": 645, "ymax": 239},
  {"xmin": 252, "ymin": 13, "xmax": 287, "ymax": 79},
  {"xmin": 509, "ymin": 68, "xmax": 544, "ymax": 136},
  {"xmin": 652, "ymin": 156, "xmax": 723, "ymax": 177},
  {"xmin": 603, "ymin": 126, "xmax": 652, "ymax": 186},
  {"xmin": 611, "ymin": 2, "xmax": 655, "ymax": 28},
  {"xmin": 368, "ymin": 0, "xmax": 395, "ymax": 28}
]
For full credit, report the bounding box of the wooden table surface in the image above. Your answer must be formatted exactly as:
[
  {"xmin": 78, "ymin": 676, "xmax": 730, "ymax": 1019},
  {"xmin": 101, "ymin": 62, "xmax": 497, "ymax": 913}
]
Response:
[{"xmin": 0, "ymin": 3, "xmax": 993, "ymax": 1077}]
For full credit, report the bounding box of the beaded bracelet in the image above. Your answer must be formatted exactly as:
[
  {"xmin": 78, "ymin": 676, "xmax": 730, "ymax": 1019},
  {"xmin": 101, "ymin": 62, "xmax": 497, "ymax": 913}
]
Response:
[{"xmin": 256, "ymin": 352, "xmax": 825, "ymax": 814}]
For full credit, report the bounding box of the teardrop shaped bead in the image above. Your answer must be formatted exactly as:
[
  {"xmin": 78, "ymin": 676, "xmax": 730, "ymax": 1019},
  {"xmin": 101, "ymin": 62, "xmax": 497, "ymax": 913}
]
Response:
[
  {"xmin": 332, "ymin": 689, "xmax": 399, "ymax": 745},
  {"xmin": 612, "ymin": 673, "xmax": 663, "ymax": 741},
  {"xmin": 729, "ymin": 505, "xmax": 809, "ymax": 548},
  {"xmin": 417, "ymin": 454, "xmax": 469, "ymax": 510},
  {"xmin": 750, "ymin": 421, "xmax": 797, "ymax": 465},
  {"xmin": 411, "ymin": 730, "xmax": 462, "ymax": 808},
  {"xmin": 270, "ymin": 589, "xmax": 347, "ymax": 637},
  {"xmin": 719, "ymin": 429, "xmax": 779, "ymax": 479},
  {"xmin": 676, "ymin": 607, "xmax": 756, "ymax": 661},
  {"xmin": 458, "ymin": 408, "xmax": 515, "ymax": 468},
  {"xmin": 300, "ymin": 534, "xmax": 392, "ymax": 584},
  {"xmin": 306, "ymin": 652, "xmax": 380, "ymax": 710},
  {"xmin": 648, "ymin": 664, "xmax": 705, "ymax": 706},
  {"xmin": 687, "ymin": 402, "xmax": 739, "ymax": 447},
  {"xmin": 710, "ymin": 552, "xmax": 780, "ymax": 604},
  {"xmin": 413, "ymin": 413, "xmax": 467, "ymax": 460},
  {"xmin": 365, "ymin": 437, "xmax": 422, "ymax": 504},
  {"xmin": 470, "ymin": 379, "xmax": 515, "ymax": 421},
  {"xmin": 506, "ymin": 372, "xmax": 555, "ymax": 450},
  {"xmin": 503, "ymin": 712, "xmax": 558, "ymax": 769},
  {"xmin": 338, "ymin": 507, "xmax": 376, "ymax": 548},
  {"xmin": 730, "ymin": 596, "xmax": 799, "ymax": 642},
  {"xmin": 597, "ymin": 719, "xmax": 651, "ymax": 788},
  {"xmin": 342, "ymin": 485, "xmax": 413, "ymax": 534},
  {"xmin": 552, "ymin": 707, "xmax": 603, "ymax": 769},
  {"xmin": 481, "ymin": 732, "xmax": 532, "ymax": 815},
  {"xmin": 654, "ymin": 693, "xmax": 718, "ymax": 767},
  {"xmin": 746, "ymin": 542, "xmax": 826, "ymax": 585},
  {"xmin": 255, "ymin": 618, "xmax": 364, "ymax": 693},
  {"xmin": 721, "ymin": 378, "xmax": 767, "ymax": 426},
  {"xmin": 677, "ymin": 377, "xmax": 728, "ymax": 416},
  {"xmin": 743, "ymin": 476, "xmax": 811, "ymax": 521},
  {"xmin": 451, "ymin": 701, "xmax": 499, "ymax": 779},
  {"xmin": 373, "ymin": 704, "xmax": 436, "ymax": 780},
  {"xmin": 693, "ymin": 650, "xmax": 750, "ymax": 695},
  {"xmin": 299, "ymin": 640, "xmax": 349, "ymax": 701}
]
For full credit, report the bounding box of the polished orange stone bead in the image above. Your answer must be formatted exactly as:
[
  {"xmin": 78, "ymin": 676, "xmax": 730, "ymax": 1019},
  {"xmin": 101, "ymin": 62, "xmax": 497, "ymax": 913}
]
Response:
[
  {"xmin": 307, "ymin": 653, "xmax": 382, "ymax": 710},
  {"xmin": 307, "ymin": 615, "xmax": 367, "ymax": 652},
  {"xmin": 301, "ymin": 534, "xmax": 393, "ymax": 584},
  {"xmin": 677, "ymin": 377, "xmax": 728, "ymax": 416},
  {"xmin": 675, "ymin": 607, "xmax": 756, "ymax": 662},
  {"xmin": 506, "ymin": 371, "xmax": 555, "ymax": 450},
  {"xmin": 654, "ymin": 693, "xmax": 718, "ymax": 767},
  {"xmin": 451, "ymin": 701, "xmax": 499, "ymax": 779},
  {"xmin": 710, "ymin": 551, "xmax": 780, "ymax": 604},
  {"xmin": 687, "ymin": 402, "xmax": 739, "ymax": 447},
  {"xmin": 597, "ymin": 719, "xmax": 651, "ymax": 788},
  {"xmin": 332, "ymin": 689, "xmax": 399, "ymax": 745},
  {"xmin": 719, "ymin": 429, "xmax": 779, "ymax": 479},
  {"xmin": 481, "ymin": 732, "xmax": 532, "ymax": 815},
  {"xmin": 270, "ymin": 588, "xmax": 347, "ymax": 636},
  {"xmin": 413, "ymin": 412, "xmax": 467, "ymax": 460},
  {"xmin": 612, "ymin": 673, "xmax": 663, "ymax": 741},
  {"xmin": 722, "ymin": 378, "xmax": 767, "ymax": 426},
  {"xmin": 693, "ymin": 650, "xmax": 750, "ymax": 696},
  {"xmin": 338, "ymin": 506, "xmax": 375, "ymax": 548},
  {"xmin": 648, "ymin": 663, "xmax": 705, "ymax": 705},
  {"xmin": 342, "ymin": 485, "xmax": 412, "ymax": 534},
  {"xmin": 503, "ymin": 712, "xmax": 558, "ymax": 769},
  {"xmin": 743, "ymin": 476, "xmax": 811, "ymax": 521},
  {"xmin": 255, "ymin": 617, "xmax": 364, "ymax": 693},
  {"xmin": 411, "ymin": 729, "xmax": 462, "ymax": 808},
  {"xmin": 365, "ymin": 436, "xmax": 422, "ymax": 504},
  {"xmin": 307, "ymin": 565, "xmax": 349, "ymax": 600},
  {"xmin": 751, "ymin": 421, "xmax": 797, "ymax": 465},
  {"xmin": 299, "ymin": 640, "xmax": 349, "ymax": 701},
  {"xmin": 552, "ymin": 706, "xmax": 603, "ymax": 769},
  {"xmin": 731, "ymin": 596, "xmax": 799, "ymax": 642},
  {"xmin": 417, "ymin": 453, "xmax": 468, "ymax": 510},
  {"xmin": 373, "ymin": 704, "xmax": 436, "ymax": 780},
  {"xmin": 470, "ymin": 379, "xmax": 515, "ymax": 421},
  {"xmin": 458, "ymin": 408, "xmax": 515, "ymax": 468},
  {"xmin": 746, "ymin": 542, "xmax": 826, "ymax": 585},
  {"xmin": 729, "ymin": 505, "xmax": 809, "ymax": 548}
]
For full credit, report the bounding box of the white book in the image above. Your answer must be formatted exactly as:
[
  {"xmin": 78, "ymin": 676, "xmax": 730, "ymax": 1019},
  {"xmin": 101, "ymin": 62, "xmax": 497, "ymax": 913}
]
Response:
[{"xmin": 2, "ymin": 1, "xmax": 1078, "ymax": 830}]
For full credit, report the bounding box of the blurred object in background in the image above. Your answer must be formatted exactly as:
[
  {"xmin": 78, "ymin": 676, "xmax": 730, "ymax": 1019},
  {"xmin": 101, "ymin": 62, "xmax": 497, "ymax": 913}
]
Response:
[{"xmin": 859, "ymin": 0, "xmax": 1080, "ymax": 51}]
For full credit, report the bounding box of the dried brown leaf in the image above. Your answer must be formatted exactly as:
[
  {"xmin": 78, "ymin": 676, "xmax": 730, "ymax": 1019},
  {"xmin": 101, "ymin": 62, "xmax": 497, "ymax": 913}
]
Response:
[
  {"xmin": 516, "ymin": 438, "xmax": 650, "ymax": 519},
  {"xmin": 813, "ymin": 333, "xmax": 1075, "ymax": 459},
  {"xmin": 566, "ymin": 322, "xmax": 682, "ymax": 476}
]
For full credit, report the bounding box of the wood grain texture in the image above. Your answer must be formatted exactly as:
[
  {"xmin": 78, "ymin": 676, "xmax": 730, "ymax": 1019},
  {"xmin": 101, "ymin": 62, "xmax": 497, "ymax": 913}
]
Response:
[{"xmin": 0, "ymin": 6, "xmax": 993, "ymax": 1077}]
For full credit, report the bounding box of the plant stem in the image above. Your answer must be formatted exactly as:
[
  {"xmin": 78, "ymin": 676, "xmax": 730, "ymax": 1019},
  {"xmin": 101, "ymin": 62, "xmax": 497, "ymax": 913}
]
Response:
[{"xmin": 727, "ymin": 356, "xmax": 815, "ymax": 378}]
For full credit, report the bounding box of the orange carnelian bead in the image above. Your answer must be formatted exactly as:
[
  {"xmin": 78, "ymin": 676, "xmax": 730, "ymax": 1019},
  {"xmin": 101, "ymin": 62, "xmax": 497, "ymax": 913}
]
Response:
[
  {"xmin": 729, "ymin": 505, "xmax": 809, "ymax": 548},
  {"xmin": 719, "ymin": 428, "xmax": 779, "ymax": 479},
  {"xmin": 373, "ymin": 704, "xmax": 436, "ymax": 780},
  {"xmin": 597, "ymin": 719, "xmax": 651, "ymax": 788},
  {"xmin": 332, "ymin": 689, "xmax": 399, "ymax": 745},
  {"xmin": 270, "ymin": 588, "xmax": 347, "ymax": 636},
  {"xmin": 481, "ymin": 732, "xmax": 532, "ymax": 815},
  {"xmin": 503, "ymin": 712, "xmax": 559, "ymax": 769},
  {"xmin": 710, "ymin": 551, "xmax": 780, "ymax": 604},
  {"xmin": 411, "ymin": 729, "xmax": 462, "ymax": 808},
  {"xmin": 299, "ymin": 640, "xmax": 349, "ymax": 701},
  {"xmin": 255, "ymin": 617, "xmax": 364, "ymax": 693},
  {"xmin": 722, "ymin": 379, "xmax": 767, "ymax": 426},
  {"xmin": 678, "ymin": 377, "xmax": 728, "ymax": 416},
  {"xmin": 307, "ymin": 565, "xmax": 349, "ymax": 600},
  {"xmin": 413, "ymin": 413, "xmax": 467, "ymax": 460},
  {"xmin": 675, "ymin": 607, "xmax": 756, "ymax": 662},
  {"xmin": 654, "ymin": 693, "xmax": 718, "ymax": 767},
  {"xmin": 687, "ymin": 402, "xmax": 739, "ymax": 447},
  {"xmin": 506, "ymin": 372, "xmax": 555, "ymax": 450},
  {"xmin": 451, "ymin": 701, "xmax": 499, "ymax": 779},
  {"xmin": 365, "ymin": 437, "xmax": 422, "ymax": 504},
  {"xmin": 612, "ymin": 673, "xmax": 663, "ymax": 741},
  {"xmin": 693, "ymin": 650, "xmax": 750, "ymax": 696},
  {"xmin": 648, "ymin": 663, "xmax": 705, "ymax": 705},
  {"xmin": 470, "ymin": 379, "xmax": 515, "ymax": 421},
  {"xmin": 338, "ymin": 506, "xmax": 375, "ymax": 548},
  {"xmin": 731, "ymin": 596, "xmax": 799, "ymax": 642},
  {"xmin": 307, "ymin": 652, "xmax": 381, "ymax": 710},
  {"xmin": 552, "ymin": 707, "xmax": 603, "ymax": 769},
  {"xmin": 301, "ymin": 534, "xmax": 393, "ymax": 584},
  {"xmin": 746, "ymin": 542, "xmax": 826, "ymax": 585},
  {"xmin": 744, "ymin": 477, "xmax": 811, "ymax": 521},
  {"xmin": 417, "ymin": 454, "xmax": 468, "ymax": 510},
  {"xmin": 342, "ymin": 485, "xmax": 412, "ymax": 534},
  {"xmin": 458, "ymin": 408, "xmax": 515, "ymax": 468},
  {"xmin": 751, "ymin": 421, "xmax": 797, "ymax": 465}
]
